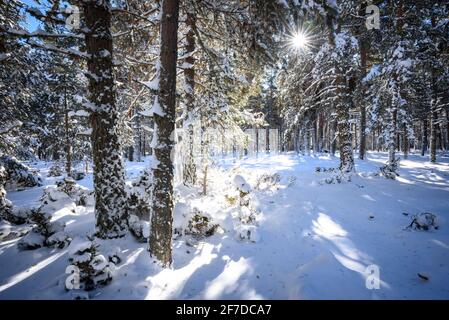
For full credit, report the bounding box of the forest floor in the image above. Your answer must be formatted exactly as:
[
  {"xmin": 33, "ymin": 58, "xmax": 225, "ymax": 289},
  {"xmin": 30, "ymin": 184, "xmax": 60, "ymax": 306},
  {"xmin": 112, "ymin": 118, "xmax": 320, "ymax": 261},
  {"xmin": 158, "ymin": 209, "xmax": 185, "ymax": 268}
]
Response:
[{"xmin": 1, "ymin": 152, "xmax": 449, "ymax": 299}]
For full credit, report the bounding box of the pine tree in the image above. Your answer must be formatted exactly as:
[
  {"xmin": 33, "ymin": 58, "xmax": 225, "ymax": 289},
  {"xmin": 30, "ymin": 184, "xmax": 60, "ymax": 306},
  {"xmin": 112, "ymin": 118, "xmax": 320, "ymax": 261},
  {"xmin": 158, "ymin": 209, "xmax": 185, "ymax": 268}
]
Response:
[
  {"xmin": 82, "ymin": 0, "xmax": 128, "ymax": 238},
  {"xmin": 149, "ymin": 0, "xmax": 180, "ymax": 266},
  {"xmin": 181, "ymin": 4, "xmax": 197, "ymax": 186}
]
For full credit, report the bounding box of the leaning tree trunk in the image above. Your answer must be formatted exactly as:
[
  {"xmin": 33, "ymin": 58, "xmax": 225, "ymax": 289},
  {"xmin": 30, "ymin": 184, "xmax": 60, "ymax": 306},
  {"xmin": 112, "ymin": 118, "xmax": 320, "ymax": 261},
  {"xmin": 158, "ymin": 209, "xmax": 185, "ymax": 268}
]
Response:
[
  {"xmin": 182, "ymin": 10, "xmax": 196, "ymax": 186},
  {"xmin": 84, "ymin": 1, "xmax": 128, "ymax": 239},
  {"xmin": 149, "ymin": 0, "xmax": 179, "ymax": 266}
]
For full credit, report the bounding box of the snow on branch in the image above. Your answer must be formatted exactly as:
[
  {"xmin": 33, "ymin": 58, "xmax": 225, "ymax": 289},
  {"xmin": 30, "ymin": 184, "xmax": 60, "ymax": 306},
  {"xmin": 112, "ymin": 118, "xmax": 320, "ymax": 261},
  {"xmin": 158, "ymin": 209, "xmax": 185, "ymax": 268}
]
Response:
[
  {"xmin": 0, "ymin": 120, "xmax": 23, "ymax": 135},
  {"xmin": 26, "ymin": 40, "xmax": 89, "ymax": 60},
  {"xmin": 4, "ymin": 28, "xmax": 84, "ymax": 40}
]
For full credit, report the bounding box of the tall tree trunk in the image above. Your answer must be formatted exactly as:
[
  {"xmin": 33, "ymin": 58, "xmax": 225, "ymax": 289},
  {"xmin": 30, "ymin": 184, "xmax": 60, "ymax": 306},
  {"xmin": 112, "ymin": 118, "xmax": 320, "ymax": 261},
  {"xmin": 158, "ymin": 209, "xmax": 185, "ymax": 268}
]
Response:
[
  {"xmin": 403, "ymin": 124, "xmax": 409, "ymax": 159},
  {"xmin": 358, "ymin": 34, "xmax": 367, "ymax": 160},
  {"xmin": 430, "ymin": 72, "xmax": 438, "ymax": 162},
  {"xmin": 312, "ymin": 118, "xmax": 318, "ymax": 154},
  {"xmin": 305, "ymin": 120, "xmax": 311, "ymax": 156},
  {"xmin": 63, "ymin": 75, "xmax": 71, "ymax": 176},
  {"xmin": 318, "ymin": 113, "xmax": 324, "ymax": 152},
  {"xmin": 323, "ymin": 121, "xmax": 329, "ymax": 152},
  {"xmin": 437, "ymin": 124, "xmax": 443, "ymax": 151},
  {"xmin": 386, "ymin": 0, "xmax": 402, "ymax": 169},
  {"xmin": 266, "ymin": 127, "xmax": 270, "ymax": 153},
  {"xmin": 429, "ymin": 16, "xmax": 438, "ymax": 163},
  {"xmin": 330, "ymin": 118, "xmax": 337, "ymax": 156},
  {"xmin": 446, "ymin": 108, "xmax": 449, "ymax": 151},
  {"xmin": 430, "ymin": 107, "xmax": 438, "ymax": 163},
  {"xmin": 128, "ymin": 145, "xmax": 134, "ymax": 161},
  {"xmin": 200, "ymin": 114, "xmax": 208, "ymax": 194},
  {"xmin": 84, "ymin": 0, "xmax": 128, "ymax": 239},
  {"xmin": 294, "ymin": 128, "xmax": 299, "ymax": 153},
  {"xmin": 327, "ymin": 18, "xmax": 354, "ymax": 172},
  {"xmin": 142, "ymin": 131, "xmax": 146, "ymax": 157},
  {"xmin": 396, "ymin": 132, "xmax": 400, "ymax": 152},
  {"xmin": 255, "ymin": 127, "xmax": 259, "ymax": 155},
  {"xmin": 136, "ymin": 116, "xmax": 142, "ymax": 162},
  {"xmin": 149, "ymin": 0, "xmax": 179, "ymax": 266},
  {"xmin": 421, "ymin": 118, "xmax": 428, "ymax": 156},
  {"xmin": 182, "ymin": 10, "xmax": 196, "ymax": 186},
  {"xmin": 335, "ymin": 91, "xmax": 354, "ymax": 172},
  {"xmin": 377, "ymin": 126, "xmax": 381, "ymax": 152},
  {"xmin": 388, "ymin": 107, "xmax": 397, "ymax": 166}
]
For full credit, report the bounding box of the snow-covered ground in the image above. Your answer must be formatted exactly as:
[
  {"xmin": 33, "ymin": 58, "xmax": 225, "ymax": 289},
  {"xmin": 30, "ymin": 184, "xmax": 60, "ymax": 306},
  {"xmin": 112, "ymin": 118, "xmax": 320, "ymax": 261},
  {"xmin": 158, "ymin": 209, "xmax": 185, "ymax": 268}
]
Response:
[{"xmin": 1, "ymin": 152, "xmax": 449, "ymax": 299}]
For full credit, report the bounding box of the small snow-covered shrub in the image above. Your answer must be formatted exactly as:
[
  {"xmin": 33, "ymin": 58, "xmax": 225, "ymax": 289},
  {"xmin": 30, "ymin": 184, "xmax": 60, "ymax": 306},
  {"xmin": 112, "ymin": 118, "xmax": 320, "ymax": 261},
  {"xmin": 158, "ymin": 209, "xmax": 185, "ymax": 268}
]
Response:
[
  {"xmin": 231, "ymin": 174, "xmax": 260, "ymax": 242},
  {"xmin": 18, "ymin": 208, "xmax": 71, "ymax": 250},
  {"xmin": 3, "ymin": 205, "xmax": 32, "ymax": 225},
  {"xmin": 0, "ymin": 165, "xmax": 28, "ymax": 224},
  {"xmin": 0, "ymin": 156, "xmax": 42, "ymax": 189},
  {"xmin": 17, "ymin": 181, "xmax": 81, "ymax": 250},
  {"xmin": 406, "ymin": 212, "xmax": 439, "ymax": 231},
  {"xmin": 127, "ymin": 170, "xmax": 152, "ymax": 221},
  {"xmin": 103, "ymin": 245, "xmax": 123, "ymax": 264},
  {"xmin": 255, "ymin": 173, "xmax": 280, "ymax": 190},
  {"xmin": 128, "ymin": 214, "xmax": 150, "ymax": 242},
  {"xmin": 380, "ymin": 158, "xmax": 400, "ymax": 180},
  {"xmin": 315, "ymin": 167, "xmax": 338, "ymax": 173},
  {"xmin": 66, "ymin": 241, "xmax": 114, "ymax": 291},
  {"xmin": 18, "ymin": 231, "xmax": 46, "ymax": 250},
  {"xmin": 233, "ymin": 175, "xmax": 251, "ymax": 194},
  {"xmin": 315, "ymin": 166, "xmax": 353, "ymax": 185},
  {"xmin": 238, "ymin": 206, "xmax": 257, "ymax": 224},
  {"xmin": 46, "ymin": 231, "xmax": 71, "ymax": 248},
  {"xmin": 126, "ymin": 171, "xmax": 152, "ymax": 241},
  {"xmin": 235, "ymin": 223, "xmax": 259, "ymax": 242},
  {"xmin": 0, "ymin": 224, "xmax": 30, "ymax": 242},
  {"xmin": 233, "ymin": 175, "xmax": 251, "ymax": 207},
  {"xmin": 0, "ymin": 166, "xmax": 14, "ymax": 221},
  {"xmin": 47, "ymin": 164, "xmax": 63, "ymax": 177},
  {"xmin": 318, "ymin": 170, "xmax": 352, "ymax": 184},
  {"xmin": 54, "ymin": 178, "xmax": 93, "ymax": 206},
  {"xmin": 70, "ymin": 171, "xmax": 86, "ymax": 181},
  {"xmin": 185, "ymin": 209, "xmax": 219, "ymax": 239},
  {"xmin": 234, "ymin": 204, "xmax": 260, "ymax": 243}
]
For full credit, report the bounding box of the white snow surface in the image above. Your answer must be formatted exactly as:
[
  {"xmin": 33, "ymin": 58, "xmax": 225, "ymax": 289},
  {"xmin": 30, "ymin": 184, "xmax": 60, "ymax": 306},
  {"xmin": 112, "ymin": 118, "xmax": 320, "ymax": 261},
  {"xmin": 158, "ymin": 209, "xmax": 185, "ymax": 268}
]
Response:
[{"xmin": 1, "ymin": 152, "xmax": 449, "ymax": 299}]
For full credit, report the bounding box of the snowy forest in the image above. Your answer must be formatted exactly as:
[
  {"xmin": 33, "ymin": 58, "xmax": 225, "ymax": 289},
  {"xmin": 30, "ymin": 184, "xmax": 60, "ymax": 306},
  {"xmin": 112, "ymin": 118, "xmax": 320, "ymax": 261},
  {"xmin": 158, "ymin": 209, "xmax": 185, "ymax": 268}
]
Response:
[{"xmin": 0, "ymin": 0, "xmax": 448, "ymax": 300}]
